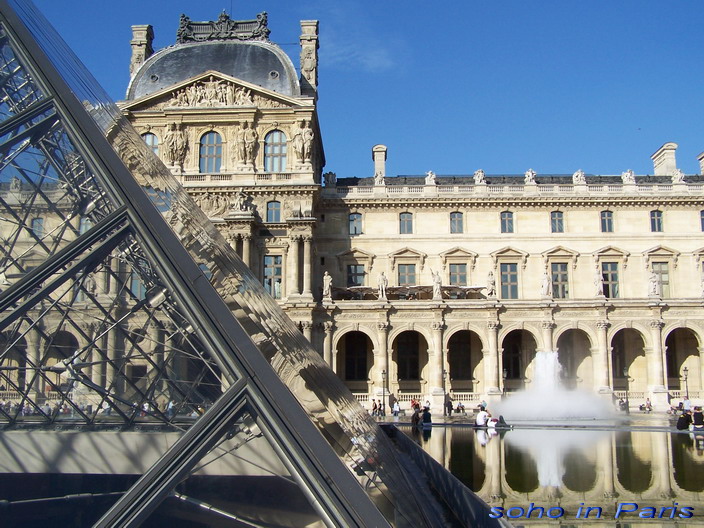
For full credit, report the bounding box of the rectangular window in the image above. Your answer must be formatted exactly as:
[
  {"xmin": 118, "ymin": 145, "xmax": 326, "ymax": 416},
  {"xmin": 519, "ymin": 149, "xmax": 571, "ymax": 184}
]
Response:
[
  {"xmin": 601, "ymin": 262, "xmax": 619, "ymax": 298},
  {"xmin": 449, "ymin": 263, "xmax": 467, "ymax": 286},
  {"xmin": 652, "ymin": 261, "xmax": 670, "ymax": 298},
  {"xmin": 399, "ymin": 212, "xmax": 413, "ymax": 234},
  {"xmin": 551, "ymin": 262, "xmax": 569, "ymax": 299},
  {"xmin": 398, "ymin": 264, "xmax": 416, "ymax": 286},
  {"xmin": 129, "ymin": 271, "xmax": 146, "ymax": 300},
  {"xmin": 500, "ymin": 263, "xmax": 518, "ymax": 299},
  {"xmin": 701, "ymin": 211, "xmax": 704, "ymax": 232},
  {"xmin": 551, "ymin": 211, "xmax": 564, "ymax": 233},
  {"xmin": 263, "ymin": 255, "xmax": 283, "ymax": 299},
  {"xmin": 600, "ymin": 211, "xmax": 613, "ymax": 233},
  {"xmin": 450, "ymin": 212, "xmax": 463, "ymax": 234},
  {"xmin": 349, "ymin": 213, "xmax": 362, "ymax": 235},
  {"xmin": 266, "ymin": 201, "xmax": 281, "ymax": 223},
  {"xmin": 30, "ymin": 217, "xmax": 44, "ymax": 238},
  {"xmin": 500, "ymin": 211, "xmax": 513, "ymax": 233},
  {"xmin": 346, "ymin": 264, "xmax": 365, "ymax": 287},
  {"xmin": 650, "ymin": 210, "xmax": 663, "ymax": 232}
]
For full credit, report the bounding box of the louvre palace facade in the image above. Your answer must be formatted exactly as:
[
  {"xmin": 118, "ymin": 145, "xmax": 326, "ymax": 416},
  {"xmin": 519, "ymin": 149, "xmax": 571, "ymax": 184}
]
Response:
[{"xmin": 120, "ymin": 12, "xmax": 703, "ymax": 412}]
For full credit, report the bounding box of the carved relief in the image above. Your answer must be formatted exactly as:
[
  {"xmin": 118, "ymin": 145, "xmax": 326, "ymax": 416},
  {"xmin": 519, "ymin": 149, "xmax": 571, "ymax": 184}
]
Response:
[
  {"xmin": 163, "ymin": 123, "xmax": 188, "ymax": 168},
  {"xmin": 292, "ymin": 120, "xmax": 314, "ymax": 166},
  {"xmin": 168, "ymin": 77, "xmax": 254, "ymax": 108}
]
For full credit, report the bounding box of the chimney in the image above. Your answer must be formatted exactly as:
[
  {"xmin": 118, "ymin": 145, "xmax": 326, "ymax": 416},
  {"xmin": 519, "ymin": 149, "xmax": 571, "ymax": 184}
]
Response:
[
  {"xmin": 372, "ymin": 145, "xmax": 387, "ymax": 179},
  {"xmin": 698, "ymin": 152, "xmax": 704, "ymax": 175},
  {"xmin": 130, "ymin": 25, "xmax": 154, "ymax": 77},
  {"xmin": 650, "ymin": 142, "xmax": 678, "ymax": 176},
  {"xmin": 299, "ymin": 20, "xmax": 319, "ymax": 97}
]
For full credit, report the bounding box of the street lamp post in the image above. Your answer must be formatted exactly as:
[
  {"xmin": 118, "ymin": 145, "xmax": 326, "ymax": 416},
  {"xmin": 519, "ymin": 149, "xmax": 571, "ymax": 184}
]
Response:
[
  {"xmin": 381, "ymin": 369, "xmax": 388, "ymax": 417},
  {"xmin": 683, "ymin": 366, "xmax": 689, "ymax": 400},
  {"xmin": 623, "ymin": 366, "xmax": 630, "ymax": 414},
  {"xmin": 442, "ymin": 369, "xmax": 448, "ymax": 416}
]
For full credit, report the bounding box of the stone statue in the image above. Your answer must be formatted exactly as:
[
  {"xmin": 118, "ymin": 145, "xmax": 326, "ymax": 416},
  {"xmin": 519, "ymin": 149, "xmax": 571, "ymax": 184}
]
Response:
[
  {"xmin": 292, "ymin": 121, "xmax": 304, "ymax": 162},
  {"xmin": 672, "ymin": 168, "xmax": 685, "ymax": 184},
  {"xmin": 425, "ymin": 171, "xmax": 437, "ymax": 185},
  {"xmin": 473, "ymin": 169, "xmax": 486, "ymax": 184},
  {"xmin": 323, "ymin": 172, "xmax": 337, "ymax": 186},
  {"xmin": 541, "ymin": 271, "xmax": 552, "ymax": 297},
  {"xmin": 431, "ymin": 270, "xmax": 442, "ymax": 300},
  {"xmin": 302, "ymin": 122, "xmax": 314, "ymax": 162},
  {"xmin": 242, "ymin": 122, "xmax": 258, "ymax": 165},
  {"xmin": 524, "ymin": 169, "xmax": 537, "ymax": 184},
  {"xmin": 572, "ymin": 169, "xmax": 586, "ymax": 184},
  {"xmin": 648, "ymin": 270, "xmax": 660, "ymax": 296},
  {"xmin": 322, "ymin": 271, "xmax": 333, "ymax": 299},
  {"xmin": 234, "ymin": 124, "xmax": 246, "ymax": 164},
  {"xmin": 486, "ymin": 271, "xmax": 496, "ymax": 297},
  {"xmin": 164, "ymin": 123, "xmax": 188, "ymax": 168},
  {"xmin": 9, "ymin": 176, "xmax": 20, "ymax": 192},
  {"xmin": 377, "ymin": 272, "xmax": 388, "ymax": 300},
  {"xmin": 84, "ymin": 273, "xmax": 97, "ymax": 295},
  {"xmin": 233, "ymin": 190, "xmax": 250, "ymax": 212},
  {"xmin": 374, "ymin": 171, "xmax": 385, "ymax": 186},
  {"xmin": 594, "ymin": 265, "xmax": 603, "ymax": 296},
  {"xmin": 621, "ymin": 170, "xmax": 636, "ymax": 184}
]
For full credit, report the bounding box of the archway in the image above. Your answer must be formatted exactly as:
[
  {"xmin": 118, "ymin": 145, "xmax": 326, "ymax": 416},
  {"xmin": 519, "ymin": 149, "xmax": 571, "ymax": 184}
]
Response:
[
  {"xmin": 0, "ymin": 332, "xmax": 27, "ymax": 392},
  {"xmin": 335, "ymin": 331, "xmax": 373, "ymax": 394},
  {"xmin": 447, "ymin": 330, "xmax": 482, "ymax": 394},
  {"xmin": 611, "ymin": 329, "xmax": 646, "ymax": 393},
  {"xmin": 392, "ymin": 330, "xmax": 428, "ymax": 394},
  {"xmin": 501, "ymin": 330, "xmax": 537, "ymax": 392},
  {"xmin": 665, "ymin": 328, "xmax": 700, "ymax": 397},
  {"xmin": 556, "ymin": 329, "xmax": 592, "ymax": 390},
  {"xmin": 43, "ymin": 330, "xmax": 78, "ymax": 394}
]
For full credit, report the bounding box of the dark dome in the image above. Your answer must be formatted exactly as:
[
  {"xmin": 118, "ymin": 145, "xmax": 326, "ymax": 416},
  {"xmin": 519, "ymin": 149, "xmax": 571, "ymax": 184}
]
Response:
[{"xmin": 127, "ymin": 41, "xmax": 300, "ymax": 100}]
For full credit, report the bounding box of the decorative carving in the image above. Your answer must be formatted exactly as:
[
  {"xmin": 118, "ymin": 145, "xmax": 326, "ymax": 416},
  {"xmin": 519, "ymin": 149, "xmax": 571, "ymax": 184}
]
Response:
[
  {"xmin": 231, "ymin": 122, "xmax": 258, "ymax": 168},
  {"xmin": 524, "ymin": 168, "xmax": 537, "ymax": 184},
  {"xmin": 487, "ymin": 320, "xmax": 500, "ymax": 330},
  {"xmin": 648, "ymin": 269, "xmax": 660, "ymax": 297},
  {"xmin": 232, "ymin": 190, "xmax": 252, "ymax": 212},
  {"xmin": 301, "ymin": 47, "xmax": 316, "ymax": 85},
  {"xmin": 473, "ymin": 169, "xmax": 486, "ymax": 184},
  {"xmin": 377, "ymin": 322, "xmax": 389, "ymax": 331},
  {"xmin": 176, "ymin": 11, "xmax": 270, "ymax": 44},
  {"xmin": 649, "ymin": 319, "xmax": 665, "ymax": 330},
  {"xmin": 374, "ymin": 171, "xmax": 385, "ymax": 186},
  {"xmin": 541, "ymin": 321, "xmax": 556, "ymax": 330},
  {"xmin": 621, "ymin": 169, "xmax": 636, "ymax": 184},
  {"xmin": 671, "ymin": 168, "xmax": 685, "ymax": 184},
  {"xmin": 431, "ymin": 269, "xmax": 442, "ymax": 300},
  {"xmin": 541, "ymin": 271, "xmax": 552, "ymax": 297},
  {"xmin": 425, "ymin": 171, "xmax": 437, "ymax": 185},
  {"xmin": 572, "ymin": 169, "xmax": 586, "ymax": 184},
  {"xmin": 323, "ymin": 172, "xmax": 337, "ymax": 186},
  {"xmin": 596, "ymin": 320, "xmax": 610, "ymax": 330},
  {"xmin": 195, "ymin": 192, "xmax": 230, "ymax": 217},
  {"xmin": 430, "ymin": 322, "xmax": 445, "ymax": 331},
  {"xmin": 164, "ymin": 123, "xmax": 188, "ymax": 168},
  {"xmin": 168, "ymin": 77, "xmax": 254, "ymax": 108},
  {"xmin": 594, "ymin": 265, "xmax": 604, "ymax": 297},
  {"xmin": 323, "ymin": 321, "xmax": 334, "ymax": 333}
]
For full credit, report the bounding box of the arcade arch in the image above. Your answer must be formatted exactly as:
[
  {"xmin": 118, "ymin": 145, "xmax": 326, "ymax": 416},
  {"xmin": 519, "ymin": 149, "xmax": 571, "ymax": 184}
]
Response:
[
  {"xmin": 611, "ymin": 328, "xmax": 646, "ymax": 393},
  {"xmin": 335, "ymin": 331, "xmax": 373, "ymax": 392},
  {"xmin": 447, "ymin": 330, "xmax": 482, "ymax": 393},
  {"xmin": 501, "ymin": 330, "xmax": 537, "ymax": 392},
  {"xmin": 665, "ymin": 328, "xmax": 701, "ymax": 396},
  {"xmin": 391, "ymin": 330, "xmax": 428, "ymax": 394},
  {"xmin": 556, "ymin": 329, "xmax": 593, "ymax": 391}
]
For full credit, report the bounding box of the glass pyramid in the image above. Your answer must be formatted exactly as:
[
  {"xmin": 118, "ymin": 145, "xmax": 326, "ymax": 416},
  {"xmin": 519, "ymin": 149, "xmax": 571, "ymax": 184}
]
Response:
[{"xmin": 0, "ymin": 1, "xmax": 499, "ymax": 526}]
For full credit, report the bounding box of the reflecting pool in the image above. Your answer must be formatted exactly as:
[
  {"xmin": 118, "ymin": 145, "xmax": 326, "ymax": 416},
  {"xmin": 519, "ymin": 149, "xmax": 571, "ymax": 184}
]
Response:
[{"xmin": 402, "ymin": 420, "xmax": 704, "ymax": 526}]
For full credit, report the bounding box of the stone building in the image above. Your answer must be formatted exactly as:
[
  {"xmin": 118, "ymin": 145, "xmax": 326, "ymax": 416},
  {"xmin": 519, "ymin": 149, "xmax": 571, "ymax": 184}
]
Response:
[{"xmin": 121, "ymin": 12, "xmax": 704, "ymax": 412}]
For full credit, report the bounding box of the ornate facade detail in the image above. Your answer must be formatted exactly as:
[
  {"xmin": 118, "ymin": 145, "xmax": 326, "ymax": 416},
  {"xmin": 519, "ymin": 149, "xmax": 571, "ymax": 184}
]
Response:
[
  {"xmin": 524, "ymin": 168, "xmax": 537, "ymax": 184},
  {"xmin": 572, "ymin": 169, "xmax": 586, "ymax": 184},
  {"xmin": 596, "ymin": 320, "xmax": 610, "ymax": 330},
  {"xmin": 292, "ymin": 121, "xmax": 314, "ymax": 166},
  {"xmin": 430, "ymin": 322, "xmax": 445, "ymax": 331},
  {"xmin": 163, "ymin": 123, "xmax": 188, "ymax": 168},
  {"xmin": 425, "ymin": 171, "xmax": 437, "ymax": 185},
  {"xmin": 649, "ymin": 319, "xmax": 665, "ymax": 330},
  {"xmin": 176, "ymin": 11, "xmax": 270, "ymax": 43},
  {"xmin": 376, "ymin": 322, "xmax": 390, "ymax": 332},
  {"xmin": 168, "ymin": 76, "xmax": 254, "ymax": 108},
  {"xmin": 541, "ymin": 321, "xmax": 556, "ymax": 330},
  {"xmin": 193, "ymin": 192, "xmax": 231, "ymax": 217},
  {"xmin": 671, "ymin": 168, "xmax": 685, "ymax": 183},
  {"xmin": 487, "ymin": 320, "xmax": 500, "ymax": 331},
  {"xmin": 473, "ymin": 169, "xmax": 486, "ymax": 184},
  {"xmin": 621, "ymin": 169, "xmax": 636, "ymax": 184}
]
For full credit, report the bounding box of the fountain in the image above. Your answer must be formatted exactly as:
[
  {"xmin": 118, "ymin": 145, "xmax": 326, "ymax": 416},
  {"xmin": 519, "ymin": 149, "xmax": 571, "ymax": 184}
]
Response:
[{"xmin": 496, "ymin": 350, "xmax": 614, "ymax": 422}]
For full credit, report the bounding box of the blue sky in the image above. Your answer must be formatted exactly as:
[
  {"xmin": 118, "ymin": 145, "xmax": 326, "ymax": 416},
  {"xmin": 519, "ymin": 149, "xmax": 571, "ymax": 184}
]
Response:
[{"xmin": 33, "ymin": 1, "xmax": 704, "ymax": 178}]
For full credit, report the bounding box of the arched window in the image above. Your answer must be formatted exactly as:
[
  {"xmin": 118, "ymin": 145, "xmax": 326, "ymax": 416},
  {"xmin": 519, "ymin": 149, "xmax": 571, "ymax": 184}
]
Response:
[
  {"xmin": 31, "ymin": 217, "xmax": 44, "ymax": 238},
  {"xmin": 142, "ymin": 132, "xmax": 158, "ymax": 156},
  {"xmin": 450, "ymin": 212, "xmax": 463, "ymax": 234},
  {"xmin": 264, "ymin": 130, "xmax": 287, "ymax": 172},
  {"xmin": 266, "ymin": 201, "xmax": 281, "ymax": 223},
  {"xmin": 349, "ymin": 213, "xmax": 362, "ymax": 235},
  {"xmin": 199, "ymin": 131, "xmax": 222, "ymax": 173}
]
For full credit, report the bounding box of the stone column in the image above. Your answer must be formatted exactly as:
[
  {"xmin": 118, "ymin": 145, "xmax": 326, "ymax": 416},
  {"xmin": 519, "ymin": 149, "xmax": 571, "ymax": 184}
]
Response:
[
  {"xmin": 593, "ymin": 320, "xmax": 611, "ymax": 393},
  {"xmin": 541, "ymin": 320, "xmax": 555, "ymax": 352},
  {"xmin": 375, "ymin": 322, "xmax": 389, "ymax": 397},
  {"xmin": 651, "ymin": 429, "xmax": 672, "ymax": 498},
  {"xmin": 648, "ymin": 319, "xmax": 668, "ymax": 408},
  {"xmin": 484, "ymin": 321, "xmax": 501, "ymax": 398},
  {"xmin": 287, "ymin": 235, "xmax": 300, "ymax": 297},
  {"xmin": 242, "ymin": 235, "xmax": 251, "ymax": 268},
  {"xmin": 302, "ymin": 235, "xmax": 313, "ymax": 298},
  {"xmin": 598, "ymin": 433, "xmax": 616, "ymax": 499},
  {"xmin": 301, "ymin": 321, "xmax": 313, "ymax": 343},
  {"xmin": 322, "ymin": 322, "xmax": 333, "ymax": 365},
  {"xmin": 430, "ymin": 322, "xmax": 445, "ymax": 410},
  {"xmin": 106, "ymin": 326, "xmax": 117, "ymax": 392},
  {"xmin": 25, "ymin": 328, "xmax": 42, "ymax": 396}
]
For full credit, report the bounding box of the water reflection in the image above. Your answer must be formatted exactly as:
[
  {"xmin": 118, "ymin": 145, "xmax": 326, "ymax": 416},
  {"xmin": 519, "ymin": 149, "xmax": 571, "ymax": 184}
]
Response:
[{"xmin": 403, "ymin": 426, "xmax": 704, "ymax": 525}]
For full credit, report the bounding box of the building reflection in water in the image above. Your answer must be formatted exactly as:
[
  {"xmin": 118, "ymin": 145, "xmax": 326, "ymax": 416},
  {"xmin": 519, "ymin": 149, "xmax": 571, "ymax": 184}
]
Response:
[{"xmin": 402, "ymin": 425, "xmax": 704, "ymax": 525}]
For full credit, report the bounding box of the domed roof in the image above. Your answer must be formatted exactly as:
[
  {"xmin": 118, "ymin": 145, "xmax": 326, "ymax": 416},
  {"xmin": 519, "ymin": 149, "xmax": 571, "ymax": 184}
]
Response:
[{"xmin": 127, "ymin": 40, "xmax": 300, "ymax": 101}]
